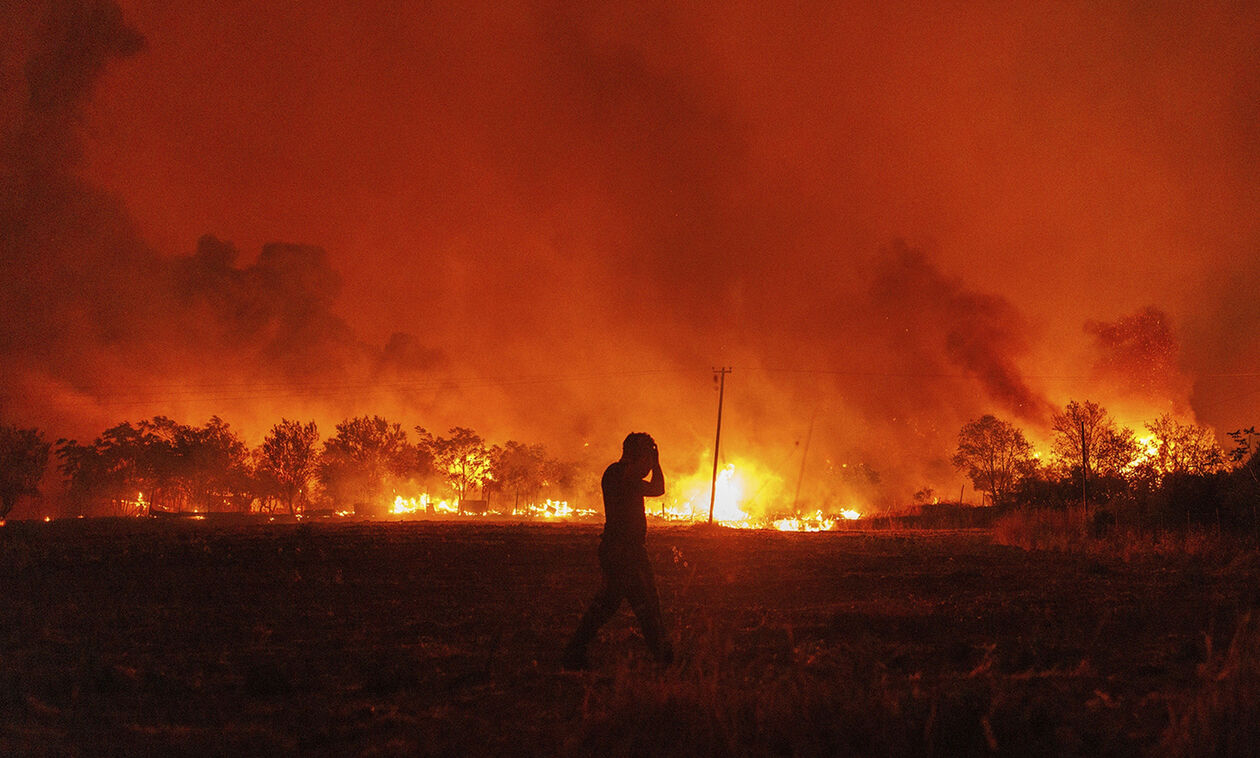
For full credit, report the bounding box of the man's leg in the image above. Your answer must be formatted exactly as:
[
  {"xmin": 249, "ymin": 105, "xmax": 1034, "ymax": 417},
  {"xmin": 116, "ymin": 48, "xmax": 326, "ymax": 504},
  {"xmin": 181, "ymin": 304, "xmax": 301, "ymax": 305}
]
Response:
[
  {"xmin": 624, "ymin": 547, "xmax": 673, "ymax": 664},
  {"xmin": 563, "ymin": 545, "xmax": 625, "ymax": 668},
  {"xmin": 565, "ymin": 584, "xmax": 620, "ymax": 667}
]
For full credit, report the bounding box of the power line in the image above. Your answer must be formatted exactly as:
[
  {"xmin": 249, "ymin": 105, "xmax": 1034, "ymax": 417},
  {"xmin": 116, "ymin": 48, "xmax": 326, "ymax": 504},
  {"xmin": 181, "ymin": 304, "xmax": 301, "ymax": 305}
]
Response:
[{"xmin": 14, "ymin": 364, "xmax": 1260, "ymax": 412}]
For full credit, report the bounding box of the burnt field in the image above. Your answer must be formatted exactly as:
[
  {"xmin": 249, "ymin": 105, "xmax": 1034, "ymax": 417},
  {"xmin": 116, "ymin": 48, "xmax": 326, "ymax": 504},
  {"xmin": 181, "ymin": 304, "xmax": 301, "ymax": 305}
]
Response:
[{"xmin": 2, "ymin": 520, "xmax": 1259, "ymax": 757}]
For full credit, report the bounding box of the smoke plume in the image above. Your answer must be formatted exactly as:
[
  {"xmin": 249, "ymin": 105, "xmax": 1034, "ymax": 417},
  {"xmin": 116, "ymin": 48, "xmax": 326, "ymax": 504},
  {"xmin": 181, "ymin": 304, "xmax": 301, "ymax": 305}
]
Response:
[
  {"xmin": 0, "ymin": 0, "xmax": 440, "ymax": 440},
  {"xmin": 1084, "ymin": 306, "xmax": 1189, "ymax": 416},
  {"xmin": 4, "ymin": 0, "xmax": 1258, "ymax": 510}
]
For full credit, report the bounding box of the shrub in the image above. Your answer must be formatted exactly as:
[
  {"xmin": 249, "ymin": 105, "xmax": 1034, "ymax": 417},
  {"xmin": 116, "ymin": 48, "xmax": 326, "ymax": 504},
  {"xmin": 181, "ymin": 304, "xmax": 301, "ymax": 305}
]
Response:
[
  {"xmin": 1161, "ymin": 613, "xmax": 1260, "ymax": 757},
  {"xmin": 991, "ymin": 507, "xmax": 1091, "ymax": 552}
]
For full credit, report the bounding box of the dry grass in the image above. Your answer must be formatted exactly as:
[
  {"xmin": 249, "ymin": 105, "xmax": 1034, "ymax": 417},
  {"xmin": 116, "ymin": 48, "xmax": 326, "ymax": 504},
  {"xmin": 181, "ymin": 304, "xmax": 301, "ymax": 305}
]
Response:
[
  {"xmin": 992, "ymin": 507, "xmax": 1258, "ymax": 562},
  {"xmin": 992, "ymin": 506, "xmax": 1094, "ymax": 553},
  {"xmin": 572, "ymin": 626, "xmax": 927, "ymax": 757},
  {"xmin": 2, "ymin": 519, "xmax": 1259, "ymax": 756},
  {"xmin": 571, "ymin": 623, "xmax": 1016, "ymax": 757},
  {"xmin": 1161, "ymin": 612, "xmax": 1260, "ymax": 757}
]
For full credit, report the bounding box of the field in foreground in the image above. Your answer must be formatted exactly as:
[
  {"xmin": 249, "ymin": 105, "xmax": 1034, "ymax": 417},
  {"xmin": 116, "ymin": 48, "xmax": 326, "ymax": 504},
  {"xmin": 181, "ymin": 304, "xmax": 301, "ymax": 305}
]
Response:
[{"xmin": 2, "ymin": 520, "xmax": 1259, "ymax": 757}]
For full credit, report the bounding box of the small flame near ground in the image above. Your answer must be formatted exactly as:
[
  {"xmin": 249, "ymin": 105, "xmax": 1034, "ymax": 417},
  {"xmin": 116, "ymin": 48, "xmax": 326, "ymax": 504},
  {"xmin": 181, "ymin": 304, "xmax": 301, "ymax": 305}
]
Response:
[
  {"xmin": 390, "ymin": 494, "xmax": 595, "ymax": 520},
  {"xmin": 383, "ymin": 461, "xmax": 858, "ymax": 530},
  {"xmin": 419, "ymin": 462, "xmax": 857, "ymax": 530}
]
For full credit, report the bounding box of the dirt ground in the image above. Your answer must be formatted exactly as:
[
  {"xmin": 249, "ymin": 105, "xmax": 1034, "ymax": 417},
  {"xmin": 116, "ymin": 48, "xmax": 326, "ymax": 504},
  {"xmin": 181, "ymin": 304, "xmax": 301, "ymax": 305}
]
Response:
[{"xmin": 1, "ymin": 519, "xmax": 1258, "ymax": 756}]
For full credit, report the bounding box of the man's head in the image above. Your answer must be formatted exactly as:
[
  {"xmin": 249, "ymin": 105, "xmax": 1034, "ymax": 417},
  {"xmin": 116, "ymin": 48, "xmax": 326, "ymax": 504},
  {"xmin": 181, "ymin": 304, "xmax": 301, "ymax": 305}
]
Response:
[{"xmin": 621, "ymin": 432, "xmax": 657, "ymax": 474}]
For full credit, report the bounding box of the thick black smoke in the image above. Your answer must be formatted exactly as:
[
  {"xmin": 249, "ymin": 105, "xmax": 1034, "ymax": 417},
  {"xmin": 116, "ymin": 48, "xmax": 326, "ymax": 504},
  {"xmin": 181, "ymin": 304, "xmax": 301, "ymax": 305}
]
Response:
[{"xmin": 866, "ymin": 242, "xmax": 1053, "ymax": 424}]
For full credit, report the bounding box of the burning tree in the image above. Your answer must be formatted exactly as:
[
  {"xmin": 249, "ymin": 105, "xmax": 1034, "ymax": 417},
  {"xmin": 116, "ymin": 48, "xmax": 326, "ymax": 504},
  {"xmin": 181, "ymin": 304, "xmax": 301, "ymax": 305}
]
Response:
[
  {"xmin": 490, "ymin": 440, "xmax": 548, "ymax": 512},
  {"xmin": 59, "ymin": 421, "xmax": 168, "ymax": 515},
  {"xmin": 417, "ymin": 427, "xmax": 491, "ymax": 510},
  {"xmin": 59, "ymin": 417, "xmax": 254, "ymax": 515},
  {"xmin": 542, "ymin": 456, "xmax": 578, "ymax": 499},
  {"xmin": 0, "ymin": 424, "xmax": 51, "ymax": 518},
  {"xmin": 951, "ymin": 415, "xmax": 1037, "ymax": 506},
  {"xmin": 171, "ymin": 417, "xmax": 252, "ymax": 512},
  {"xmin": 1050, "ymin": 400, "xmax": 1137, "ymax": 506},
  {"xmin": 259, "ymin": 419, "xmax": 320, "ymax": 515},
  {"xmin": 1140, "ymin": 414, "xmax": 1225, "ymax": 480},
  {"xmin": 320, "ymin": 416, "xmax": 411, "ymax": 513}
]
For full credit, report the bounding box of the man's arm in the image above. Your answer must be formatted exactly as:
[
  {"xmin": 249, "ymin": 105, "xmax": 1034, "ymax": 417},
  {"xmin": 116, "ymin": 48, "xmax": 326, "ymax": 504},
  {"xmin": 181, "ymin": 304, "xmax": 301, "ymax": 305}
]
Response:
[{"xmin": 642, "ymin": 448, "xmax": 665, "ymax": 497}]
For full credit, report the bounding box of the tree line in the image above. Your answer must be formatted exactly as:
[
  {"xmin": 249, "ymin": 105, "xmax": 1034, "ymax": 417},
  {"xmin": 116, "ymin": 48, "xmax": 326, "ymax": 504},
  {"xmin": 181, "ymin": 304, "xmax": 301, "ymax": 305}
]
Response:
[
  {"xmin": 0, "ymin": 416, "xmax": 577, "ymax": 518},
  {"xmin": 4, "ymin": 401, "xmax": 1256, "ymax": 526},
  {"xmin": 951, "ymin": 400, "xmax": 1260, "ymax": 533}
]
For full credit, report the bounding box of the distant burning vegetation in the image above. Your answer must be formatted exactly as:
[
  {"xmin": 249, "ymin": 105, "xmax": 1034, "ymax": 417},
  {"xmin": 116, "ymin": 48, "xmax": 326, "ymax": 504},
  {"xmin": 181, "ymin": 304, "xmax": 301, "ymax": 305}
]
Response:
[
  {"xmin": 385, "ymin": 455, "xmax": 861, "ymax": 530},
  {"xmin": 5, "ymin": 0, "xmax": 1260, "ymax": 546},
  {"xmin": 5, "ymin": 394, "xmax": 1254, "ymax": 538},
  {"xmin": 33, "ymin": 414, "xmax": 870, "ymax": 531}
]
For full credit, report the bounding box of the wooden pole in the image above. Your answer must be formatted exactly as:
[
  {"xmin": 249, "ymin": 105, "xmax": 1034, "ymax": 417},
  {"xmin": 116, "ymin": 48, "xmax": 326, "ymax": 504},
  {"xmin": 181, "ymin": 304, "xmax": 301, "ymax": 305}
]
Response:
[
  {"xmin": 1080, "ymin": 418, "xmax": 1089, "ymax": 510},
  {"xmin": 708, "ymin": 367, "xmax": 731, "ymax": 524}
]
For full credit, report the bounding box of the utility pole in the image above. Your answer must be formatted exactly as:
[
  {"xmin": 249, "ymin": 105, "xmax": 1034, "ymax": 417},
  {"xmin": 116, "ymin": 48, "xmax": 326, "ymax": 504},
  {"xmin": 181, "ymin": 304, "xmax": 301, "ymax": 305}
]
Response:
[
  {"xmin": 1080, "ymin": 418, "xmax": 1089, "ymax": 510},
  {"xmin": 708, "ymin": 367, "xmax": 732, "ymax": 524}
]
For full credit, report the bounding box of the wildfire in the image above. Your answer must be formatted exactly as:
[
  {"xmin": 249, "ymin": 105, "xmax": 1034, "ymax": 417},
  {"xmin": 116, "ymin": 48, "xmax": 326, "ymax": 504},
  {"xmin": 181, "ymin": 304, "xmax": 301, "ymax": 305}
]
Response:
[
  {"xmin": 773, "ymin": 512, "xmax": 836, "ymax": 532},
  {"xmin": 389, "ymin": 494, "xmax": 594, "ymax": 520},
  {"xmin": 659, "ymin": 460, "xmax": 861, "ymax": 531},
  {"xmin": 375, "ymin": 460, "xmax": 856, "ymax": 530},
  {"xmin": 1130, "ymin": 435, "xmax": 1160, "ymax": 472},
  {"xmin": 538, "ymin": 499, "xmax": 574, "ymax": 519},
  {"xmin": 94, "ymin": 459, "xmax": 859, "ymax": 530},
  {"xmin": 392, "ymin": 494, "xmax": 459, "ymax": 516},
  {"xmin": 662, "ymin": 463, "xmax": 749, "ymax": 523}
]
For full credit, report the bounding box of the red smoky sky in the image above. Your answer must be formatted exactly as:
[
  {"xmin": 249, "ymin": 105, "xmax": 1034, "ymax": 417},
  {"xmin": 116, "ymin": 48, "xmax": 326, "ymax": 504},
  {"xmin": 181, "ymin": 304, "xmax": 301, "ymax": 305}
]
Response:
[{"xmin": 4, "ymin": 0, "xmax": 1259, "ymax": 504}]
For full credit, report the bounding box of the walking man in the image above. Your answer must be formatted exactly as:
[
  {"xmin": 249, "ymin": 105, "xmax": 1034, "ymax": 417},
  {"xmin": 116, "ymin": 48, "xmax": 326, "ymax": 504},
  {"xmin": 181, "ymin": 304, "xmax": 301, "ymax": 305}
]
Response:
[{"xmin": 563, "ymin": 432, "xmax": 673, "ymax": 669}]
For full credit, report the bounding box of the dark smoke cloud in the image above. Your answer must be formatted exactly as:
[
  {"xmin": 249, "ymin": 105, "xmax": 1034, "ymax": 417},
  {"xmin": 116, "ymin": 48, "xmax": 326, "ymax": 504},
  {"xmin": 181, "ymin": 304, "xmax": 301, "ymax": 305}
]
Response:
[
  {"xmin": 867, "ymin": 243, "xmax": 1052, "ymax": 424},
  {"xmin": 1, "ymin": 0, "xmax": 440, "ymax": 440},
  {"xmin": 1084, "ymin": 306, "xmax": 1188, "ymax": 414},
  {"xmin": 4, "ymin": 0, "xmax": 1258, "ymax": 506}
]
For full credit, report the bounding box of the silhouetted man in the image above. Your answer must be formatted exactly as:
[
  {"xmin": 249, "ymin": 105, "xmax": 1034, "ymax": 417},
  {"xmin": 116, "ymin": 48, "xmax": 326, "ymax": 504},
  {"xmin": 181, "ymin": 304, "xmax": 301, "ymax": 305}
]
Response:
[{"xmin": 563, "ymin": 432, "xmax": 673, "ymax": 669}]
